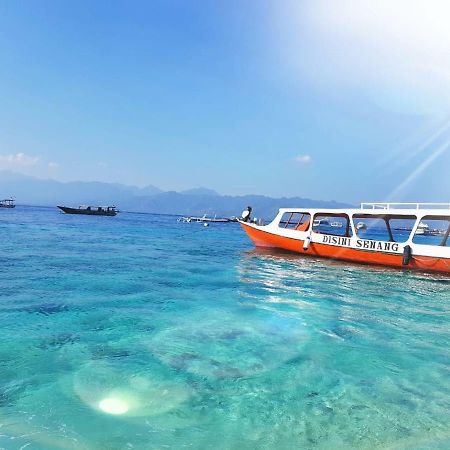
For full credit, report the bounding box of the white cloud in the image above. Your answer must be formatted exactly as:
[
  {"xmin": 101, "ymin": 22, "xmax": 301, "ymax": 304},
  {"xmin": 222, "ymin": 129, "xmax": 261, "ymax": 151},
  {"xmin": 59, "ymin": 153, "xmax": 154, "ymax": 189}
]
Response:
[
  {"xmin": 294, "ymin": 154, "xmax": 312, "ymax": 164},
  {"xmin": 0, "ymin": 152, "xmax": 40, "ymax": 167},
  {"xmin": 48, "ymin": 162, "xmax": 59, "ymax": 169}
]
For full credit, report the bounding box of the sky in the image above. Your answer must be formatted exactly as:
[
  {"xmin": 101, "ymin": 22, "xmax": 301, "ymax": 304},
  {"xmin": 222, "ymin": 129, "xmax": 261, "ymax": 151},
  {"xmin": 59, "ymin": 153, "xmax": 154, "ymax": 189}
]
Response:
[{"xmin": 0, "ymin": 0, "xmax": 449, "ymax": 203}]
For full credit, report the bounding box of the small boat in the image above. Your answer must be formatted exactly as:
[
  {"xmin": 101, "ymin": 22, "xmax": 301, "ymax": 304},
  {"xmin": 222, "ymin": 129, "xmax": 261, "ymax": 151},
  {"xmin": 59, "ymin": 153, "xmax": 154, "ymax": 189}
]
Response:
[
  {"xmin": 0, "ymin": 198, "xmax": 15, "ymax": 208},
  {"xmin": 57, "ymin": 205, "xmax": 117, "ymax": 216},
  {"xmin": 330, "ymin": 221, "xmax": 343, "ymax": 228},
  {"xmin": 313, "ymin": 218, "xmax": 330, "ymax": 227},
  {"xmin": 239, "ymin": 202, "xmax": 450, "ymax": 274},
  {"xmin": 178, "ymin": 214, "xmax": 230, "ymax": 223}
]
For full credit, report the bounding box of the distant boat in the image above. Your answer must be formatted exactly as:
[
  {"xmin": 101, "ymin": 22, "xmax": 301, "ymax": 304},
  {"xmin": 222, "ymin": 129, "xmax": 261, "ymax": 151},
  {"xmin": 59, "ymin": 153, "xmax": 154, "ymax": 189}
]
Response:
[
  {"xmin": 0, "ymin": 198, "xmax": 15, "ymax": 208},
  {"xmin": 57, "ymin": 205, "xmax": 117, "ymax": 216},
  {"xmin": 414, "ymin": 221, "xmax": 429, "ymax": 235},
  {"xmin": 330, "ymin": 221, "xmax": 343, "ymax": 228},
  {"xmin": 313, "ymin": 218, "xmax": 330, "ymax": 227},
  {"xmin": 178, "ymin": 214, "xmax": 230, "ymax": 223},
  {"xmin": 356, "ymin": 221, "xmax": 367, "ymax": 230}
]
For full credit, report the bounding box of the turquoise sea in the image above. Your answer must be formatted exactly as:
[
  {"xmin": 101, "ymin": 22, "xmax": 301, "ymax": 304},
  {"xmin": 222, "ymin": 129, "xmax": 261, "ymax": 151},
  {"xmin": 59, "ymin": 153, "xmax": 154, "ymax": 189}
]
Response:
[{"xmin": 1, "ymin": 206, "xmax": 450, "ymax": 450}]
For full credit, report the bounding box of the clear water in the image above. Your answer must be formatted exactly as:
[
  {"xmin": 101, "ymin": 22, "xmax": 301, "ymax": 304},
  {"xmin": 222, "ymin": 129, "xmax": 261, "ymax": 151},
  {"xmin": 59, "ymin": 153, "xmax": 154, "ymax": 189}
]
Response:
[{"xmin": 1, "ymin": 206, "xmax": 449, "ymax": 450}]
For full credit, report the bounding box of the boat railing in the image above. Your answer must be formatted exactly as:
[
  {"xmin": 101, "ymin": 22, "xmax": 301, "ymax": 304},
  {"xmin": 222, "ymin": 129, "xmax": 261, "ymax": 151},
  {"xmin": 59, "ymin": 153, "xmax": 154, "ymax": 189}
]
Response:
[{"xmin": 360, "ymin": 202, "xmax": 450, "ymax": 210}]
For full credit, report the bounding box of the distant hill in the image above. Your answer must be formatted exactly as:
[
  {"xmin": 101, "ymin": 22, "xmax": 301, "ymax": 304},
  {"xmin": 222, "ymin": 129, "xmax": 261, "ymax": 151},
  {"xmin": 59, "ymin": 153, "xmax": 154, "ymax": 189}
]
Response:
[
  {"xmin": 180, "ymin": 187, "xmax": 219, "ymax": 196},
  {"xmin": 0, "ymin": 170, "xmax": 160, "ymax": 206},
  {"xmin": 0, "ymin": 170, "xmax": 352, "ymax": 218}
]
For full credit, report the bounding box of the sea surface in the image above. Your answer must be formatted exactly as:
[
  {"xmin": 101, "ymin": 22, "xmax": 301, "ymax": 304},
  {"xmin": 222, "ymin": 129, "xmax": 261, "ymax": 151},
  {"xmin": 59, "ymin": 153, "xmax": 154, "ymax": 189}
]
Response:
[{"xmin": 0, "ymin": 206, "xmax": 449, "ymax": 450}]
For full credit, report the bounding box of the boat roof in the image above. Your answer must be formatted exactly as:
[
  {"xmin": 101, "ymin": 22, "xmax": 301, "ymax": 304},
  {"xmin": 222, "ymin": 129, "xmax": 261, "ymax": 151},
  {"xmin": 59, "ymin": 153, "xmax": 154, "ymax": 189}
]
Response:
[{"xmin": 278, "ymin": 203, "xmax": 450, "ymax": 216}]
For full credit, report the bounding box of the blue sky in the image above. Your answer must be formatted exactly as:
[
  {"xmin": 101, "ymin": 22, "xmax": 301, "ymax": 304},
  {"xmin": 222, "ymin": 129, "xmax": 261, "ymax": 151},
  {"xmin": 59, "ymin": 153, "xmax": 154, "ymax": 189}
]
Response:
[{"xmin": 0, "ymin": 0, "xmax": 449, "ymax": 203}]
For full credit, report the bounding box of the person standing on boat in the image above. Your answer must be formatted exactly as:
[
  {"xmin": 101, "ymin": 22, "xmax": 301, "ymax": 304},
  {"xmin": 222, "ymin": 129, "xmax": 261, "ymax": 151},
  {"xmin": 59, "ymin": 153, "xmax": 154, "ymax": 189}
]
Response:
[{"xmin": 241, "ymin": 206, "xmax": 252, "ymax": 222}]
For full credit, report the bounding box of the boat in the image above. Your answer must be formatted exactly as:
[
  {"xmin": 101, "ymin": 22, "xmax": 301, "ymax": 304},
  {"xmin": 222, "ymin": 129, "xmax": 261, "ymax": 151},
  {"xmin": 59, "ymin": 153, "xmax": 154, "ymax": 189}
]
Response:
[
  {"xmin": 177, "ymin": 216, "xmax": 193, "ymax": 223},
  {"xmin": 330, "ymin": 221, "xmax": 343, "ymax": 228},
  {"xmin": 239, "ymin": 202, "xmax": 450, "ymax": 274},
  {"xmin": 0, "ymin": 198, "xmax": 15, "ymax": 208},
  {"xmin": 414, "ymin": 222, "xmax": 429, "ymax": 235},
  {"xmin": 356, "ymin": 221, "xmax": 367, "ymax": 230},
  {"xmin": 57, "ymin": 205, "xmax": 117, "ymax": 216},
  {"xmin": 178, "ymin": 214, "xmax": 230, "ymax": 223},
  {"xmin": 313, "ymin": 218, "xmax": 330, "ymax": 227}
]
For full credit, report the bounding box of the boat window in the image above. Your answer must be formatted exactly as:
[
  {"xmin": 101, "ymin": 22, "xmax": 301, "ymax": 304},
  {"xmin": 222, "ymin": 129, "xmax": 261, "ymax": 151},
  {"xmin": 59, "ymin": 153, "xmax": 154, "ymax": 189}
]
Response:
[
  {"xmin": 352, "ymin": 216, "xmax": 391, "ymax": 241},
  {"xmin": 278, "ymin": 212, "xmax": 311, "ymax": 230},
  {"xmin": 387, "ymin": 217, "xmax": 417, "ymax": 243},
  {"xmin": 312, "ymin": 214, "xmax": 352, "ymax": 237},
  {"xmin": 352, "ymin": 215, "xmax": 417, "ymax": 242},
  {"xmin": 412, "ymin": 216, "xmax": 450, "ymax": 246}
]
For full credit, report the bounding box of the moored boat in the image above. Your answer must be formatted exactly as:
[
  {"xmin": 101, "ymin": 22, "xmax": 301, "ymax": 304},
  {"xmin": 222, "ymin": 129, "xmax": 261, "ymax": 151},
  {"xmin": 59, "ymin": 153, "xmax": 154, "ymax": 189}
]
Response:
[
  {"xmin": 57, "ymin": 205, "xmax": 117, "ymax": 216},
  {"xmin": 0, "ymin": 198, "xmax": 15, "ymax": 208},
  {"xmin": 239, "ymin": 202, "xmax": 450, "ymax": 274},
  {"xmin": 178, "ymin": 214, "xmax": 230, "ymax": 223}
]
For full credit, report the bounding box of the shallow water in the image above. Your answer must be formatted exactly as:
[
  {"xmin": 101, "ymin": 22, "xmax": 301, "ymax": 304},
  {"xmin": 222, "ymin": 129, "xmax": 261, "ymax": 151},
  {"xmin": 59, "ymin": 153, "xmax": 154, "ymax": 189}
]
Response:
[{"xmin": 0, "ymin": 206, "xmax": 449, "ymax": 449}]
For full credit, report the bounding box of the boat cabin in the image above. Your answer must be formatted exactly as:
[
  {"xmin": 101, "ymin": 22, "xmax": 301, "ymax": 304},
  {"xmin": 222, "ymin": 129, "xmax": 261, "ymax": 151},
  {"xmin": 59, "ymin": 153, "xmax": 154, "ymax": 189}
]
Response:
[
  {"xmin": 79, "ymin": 206, "xmax": 116, "ymax": 212},
  {"xmin": 275, "ymin": 203, "xmax": 450, "ymax": 247}
]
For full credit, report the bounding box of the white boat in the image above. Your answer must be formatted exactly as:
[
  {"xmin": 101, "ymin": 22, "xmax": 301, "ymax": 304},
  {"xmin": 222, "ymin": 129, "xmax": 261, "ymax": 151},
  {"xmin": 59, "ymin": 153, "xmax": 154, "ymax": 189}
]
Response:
[
  {"xmin": 178, "ymin": 214, "xmax": 230, "ymax": 223},
  {"xmin": 0, "ymin": 198, "xmax": 15, "ymax": 208},
  {"xmin": 313, "ymin": 218, "xmax": 330, "ymax": 227},
  {"xmin": 330, "ymin": 221, "xmax": 343, "ymax": 228},
  {"xmin": 414, "ymin": 222, "xmax": 429, "ymax": 235},
  {"xmin": 356, "ymin": 222, "xmax": 367, "ymax": 230}
]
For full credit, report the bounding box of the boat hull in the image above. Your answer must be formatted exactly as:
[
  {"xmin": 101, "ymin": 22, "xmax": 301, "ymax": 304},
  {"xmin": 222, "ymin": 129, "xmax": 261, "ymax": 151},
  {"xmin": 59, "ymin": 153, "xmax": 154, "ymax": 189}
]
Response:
[
  {"xmin": 0, "ymin": 205, "xmax": 15, "ymax": 208},
  {"xmin": 240, "ymin": 221, "xmax": 450, "ymax": 274},
  {"xmin": 57, "ymin": 206, "xmax": 117, "ymax": 216}
]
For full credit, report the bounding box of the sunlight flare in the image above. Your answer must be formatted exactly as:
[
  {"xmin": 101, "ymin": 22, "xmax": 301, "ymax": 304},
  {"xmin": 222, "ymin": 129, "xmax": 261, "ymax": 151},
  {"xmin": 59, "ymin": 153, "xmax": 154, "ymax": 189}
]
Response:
[{"xmin": 99, "ymin": 397, "xmax": 130, "ymax": 415}]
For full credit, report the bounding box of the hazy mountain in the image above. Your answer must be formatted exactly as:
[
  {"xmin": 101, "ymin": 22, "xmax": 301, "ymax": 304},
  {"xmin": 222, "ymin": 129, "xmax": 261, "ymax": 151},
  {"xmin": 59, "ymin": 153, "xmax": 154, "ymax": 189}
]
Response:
[
  {"xmin": 124, "ymin": 192, "xmax": 351, "ymax": 219},
  {"xmin": 135, "ymin": 184, "xmax": 163, "ymax": 196},
  {"xmin": 0, "ymin": 171, "xmax": 138, "ymax": 206},
  {"xmin": 0, "ymin": 170, "xmax": 352, "ymax": 218},
  {"xmin": 180, "ymin": 187, "xmax": 219, "ymax": 196}
]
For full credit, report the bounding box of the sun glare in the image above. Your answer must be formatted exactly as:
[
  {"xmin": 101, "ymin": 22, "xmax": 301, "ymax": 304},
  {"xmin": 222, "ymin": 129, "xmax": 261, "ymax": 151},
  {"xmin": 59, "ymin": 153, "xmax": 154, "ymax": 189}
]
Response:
[{"xmin": 98, "ymin": 397, "xmax": 130, "ymax": 415}]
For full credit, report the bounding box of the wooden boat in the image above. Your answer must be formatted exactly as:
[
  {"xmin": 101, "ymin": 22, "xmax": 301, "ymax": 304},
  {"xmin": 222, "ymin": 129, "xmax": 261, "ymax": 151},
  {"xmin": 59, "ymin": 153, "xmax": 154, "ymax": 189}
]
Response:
[
  {"xmin": 239, "ymin": 203, "xmax": 450, "ymax": 274},
  {"xmin": 57, "ymin": 205, "xmax": 117, "ymax": 216},
  {"xmin": 0, "ymin": 198, "xmax": 15, "ymax": 208}
]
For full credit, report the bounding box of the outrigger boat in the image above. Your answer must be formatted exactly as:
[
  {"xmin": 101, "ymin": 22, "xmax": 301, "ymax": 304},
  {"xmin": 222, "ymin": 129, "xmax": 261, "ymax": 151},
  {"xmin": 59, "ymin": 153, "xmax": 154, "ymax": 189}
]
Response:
[
  {"xmin": 0, "ymin": 198, "xmax": 15, "ymax": 208},
  {"xmin": 239, "ymin": 203, "xmax": 450, "ymax": 274},
  {"xmin": 178, "ymin": 214, "xmax": 230, "ymax": 223},
  {"xmin": 57, "ymin": 205, "xmax": 117, "ymax": 216}
]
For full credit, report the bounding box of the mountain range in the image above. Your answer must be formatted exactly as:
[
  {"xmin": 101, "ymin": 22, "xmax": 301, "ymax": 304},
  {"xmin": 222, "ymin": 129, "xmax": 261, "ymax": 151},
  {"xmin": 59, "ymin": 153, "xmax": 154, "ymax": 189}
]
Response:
[{"xmin": 0, "ymin": 170, "xmax": 352, "ymax": 218}]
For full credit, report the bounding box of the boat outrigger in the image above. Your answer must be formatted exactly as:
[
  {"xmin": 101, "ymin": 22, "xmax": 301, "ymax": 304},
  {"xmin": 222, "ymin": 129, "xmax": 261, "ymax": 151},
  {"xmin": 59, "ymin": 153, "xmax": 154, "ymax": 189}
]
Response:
[
  {"xmin": 177, "ymin": 214, "xmax": 230, "ymax": 223},
  {"xmin": 239, "ymin": 203, "xmax": 450, "ymax": 274},
  {"xmin": 57, "ymin": 205, "xmax": 117, "ymax": 216}
]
